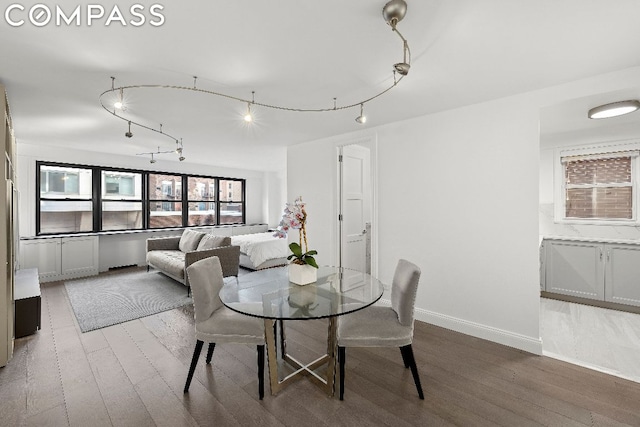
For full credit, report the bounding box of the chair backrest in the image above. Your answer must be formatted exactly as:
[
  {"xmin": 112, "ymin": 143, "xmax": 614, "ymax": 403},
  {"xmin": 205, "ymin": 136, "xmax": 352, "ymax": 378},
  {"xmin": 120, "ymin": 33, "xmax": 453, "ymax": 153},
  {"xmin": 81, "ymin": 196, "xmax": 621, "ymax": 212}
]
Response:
[
  {"xmin": 186, "ymin": 256, "xmax": 225, "ymax": 322},
  {"xmin": 390, "ymin": 259, "xmax": 421, "ymax": 326}
]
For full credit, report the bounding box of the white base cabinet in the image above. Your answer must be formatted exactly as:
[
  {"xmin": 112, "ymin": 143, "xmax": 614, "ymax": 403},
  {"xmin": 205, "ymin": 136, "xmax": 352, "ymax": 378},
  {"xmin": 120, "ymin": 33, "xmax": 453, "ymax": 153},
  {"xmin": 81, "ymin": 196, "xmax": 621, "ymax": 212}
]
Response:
[
  {"xmin": 20, "ymin": 236, "xmax": 99, "ymax": 282},
  {"xmin": 541, "ymin": 238, "xmax": 640, "ymax": 308}
]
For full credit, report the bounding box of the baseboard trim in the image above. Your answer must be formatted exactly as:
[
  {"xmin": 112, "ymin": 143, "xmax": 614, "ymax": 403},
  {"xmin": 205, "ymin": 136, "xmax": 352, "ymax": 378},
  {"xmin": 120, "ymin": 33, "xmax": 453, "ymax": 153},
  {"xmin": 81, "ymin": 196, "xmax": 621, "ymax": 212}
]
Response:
[
  {"xmin": 543, "ymin": 350, "xmax": 640, "ymax": 383},
  {"xmin": 378, "ymin": 298, "xmax": 543, "ymax": 355}
]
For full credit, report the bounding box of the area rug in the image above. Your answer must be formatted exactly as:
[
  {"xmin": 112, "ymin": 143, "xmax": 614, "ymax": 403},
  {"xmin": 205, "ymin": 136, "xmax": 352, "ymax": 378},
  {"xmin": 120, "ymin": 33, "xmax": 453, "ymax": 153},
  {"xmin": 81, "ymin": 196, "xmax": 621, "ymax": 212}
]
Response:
[{"xmin": 65, "ymin": 269, "xmax": 192, "ymax": 333}]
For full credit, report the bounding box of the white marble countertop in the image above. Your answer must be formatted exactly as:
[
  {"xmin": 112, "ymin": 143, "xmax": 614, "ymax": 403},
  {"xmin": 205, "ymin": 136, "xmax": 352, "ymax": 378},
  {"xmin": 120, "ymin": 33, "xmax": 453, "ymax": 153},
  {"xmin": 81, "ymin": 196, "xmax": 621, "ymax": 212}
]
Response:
[{"xmin": 541, "ymin": 235, "xmax": 640, "ymax": 245}]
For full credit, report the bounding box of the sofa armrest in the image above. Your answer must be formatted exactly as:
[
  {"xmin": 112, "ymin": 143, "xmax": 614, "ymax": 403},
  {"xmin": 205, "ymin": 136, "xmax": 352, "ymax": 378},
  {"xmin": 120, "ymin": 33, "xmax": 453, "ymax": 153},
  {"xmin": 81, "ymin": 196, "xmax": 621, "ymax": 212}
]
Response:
[
  {"xmin": 185, "ymin": 245, "xmax": 241, "ymax": 278},
  {"xmin": 146, "ymin": 236, "xmax": 181, "ymax": 252}
]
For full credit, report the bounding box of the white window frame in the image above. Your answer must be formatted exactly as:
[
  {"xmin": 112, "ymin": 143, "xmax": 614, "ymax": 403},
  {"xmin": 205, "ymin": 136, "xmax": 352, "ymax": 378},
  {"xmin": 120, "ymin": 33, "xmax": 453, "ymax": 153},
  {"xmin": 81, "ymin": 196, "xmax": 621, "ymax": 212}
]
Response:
[{"xmin": 554, "ymin": 142, "xmax": 640, "ymax": 225}]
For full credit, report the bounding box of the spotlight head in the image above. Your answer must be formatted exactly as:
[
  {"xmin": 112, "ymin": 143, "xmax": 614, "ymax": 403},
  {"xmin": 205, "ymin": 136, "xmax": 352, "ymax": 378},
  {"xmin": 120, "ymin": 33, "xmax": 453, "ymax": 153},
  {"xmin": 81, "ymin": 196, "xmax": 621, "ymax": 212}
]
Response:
[
  {"xmin": 125, "ymin": 131, "xmax": 133, "ymax": 138},
  {"xmin": 179, "ymin": 156, "xmax": 185, "ymax": 162},
  {"xmin": 114, "ymin": 101, "xmax": 123, "ymax": 109},
  {"xmin": 244, "ymin": 102, "xmax": 253, "ymax": 122},
  {"xmin": 150, "ymin": 158, "xmax": 156, "ymax": 164},
  {"xmin": 355, "ymin": 103, "xmax": 367, "ymax": 124},
  {"xmin": 394, "ymin": 62, "xmax": 410, "ymax": 76}
]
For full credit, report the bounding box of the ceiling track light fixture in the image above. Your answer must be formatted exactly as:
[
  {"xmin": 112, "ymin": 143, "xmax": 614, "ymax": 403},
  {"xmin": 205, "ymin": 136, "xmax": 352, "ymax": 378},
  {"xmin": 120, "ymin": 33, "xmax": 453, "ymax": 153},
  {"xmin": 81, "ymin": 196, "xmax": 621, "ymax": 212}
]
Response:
[
  {"xmin": 588, "ymin": 100, "xmax": 640, "ymax": 119},
  {"xmin": 244, "ymin": 91, "xmax": 255, "ymax": 123},
  {"xmin": 99, "ymin": 0, "xmax": 411, "ymax": 148},
  {"xmin": 137, "ymin": 142, "xmax": 186, "ymax": 164},
  {"xmin": 355, "ymin": 103, "xmax": 367, "ymax": 124}
]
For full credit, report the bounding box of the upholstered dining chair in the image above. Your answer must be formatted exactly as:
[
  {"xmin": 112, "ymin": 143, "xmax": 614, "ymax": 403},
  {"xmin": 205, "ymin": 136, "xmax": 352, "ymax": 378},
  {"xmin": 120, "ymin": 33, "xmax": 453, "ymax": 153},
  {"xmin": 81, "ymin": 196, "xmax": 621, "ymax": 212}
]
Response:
[
  {"xmin": 337, "ymin": 259, "xmax": 424, "ymax": 400},
  {"xmin": 183, "ymin": 256, "xmax": 266, "ymax": 399}
]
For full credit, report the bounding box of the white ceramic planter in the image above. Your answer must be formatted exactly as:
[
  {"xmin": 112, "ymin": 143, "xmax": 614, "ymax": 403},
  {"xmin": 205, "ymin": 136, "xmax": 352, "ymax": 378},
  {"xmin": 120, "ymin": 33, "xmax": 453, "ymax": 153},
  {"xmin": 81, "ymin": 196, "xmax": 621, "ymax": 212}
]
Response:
[
  {"xmin": 289, "ymin": 285, "xmax": 317, "ymax": 306},
  {"xmin": 288, "ymin": 263, "xmax": 317, "ymax": 285}
]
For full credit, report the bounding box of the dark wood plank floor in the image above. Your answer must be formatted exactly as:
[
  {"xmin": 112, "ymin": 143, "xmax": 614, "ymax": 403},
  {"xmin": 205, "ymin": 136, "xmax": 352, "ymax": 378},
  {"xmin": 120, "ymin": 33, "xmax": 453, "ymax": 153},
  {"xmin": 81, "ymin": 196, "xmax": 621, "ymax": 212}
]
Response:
[{"xmin": 2, "ymin": 273, "xmax": 640, "ymax": 426}]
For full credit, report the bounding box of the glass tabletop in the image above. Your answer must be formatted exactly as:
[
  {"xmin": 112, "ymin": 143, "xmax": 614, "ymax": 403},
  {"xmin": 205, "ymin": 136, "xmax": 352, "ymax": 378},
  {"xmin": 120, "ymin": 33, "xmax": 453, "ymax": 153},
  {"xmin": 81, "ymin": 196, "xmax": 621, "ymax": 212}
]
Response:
[{"xmin": 219, "ymin": 266, "xmax": 384, "ymax": 320}]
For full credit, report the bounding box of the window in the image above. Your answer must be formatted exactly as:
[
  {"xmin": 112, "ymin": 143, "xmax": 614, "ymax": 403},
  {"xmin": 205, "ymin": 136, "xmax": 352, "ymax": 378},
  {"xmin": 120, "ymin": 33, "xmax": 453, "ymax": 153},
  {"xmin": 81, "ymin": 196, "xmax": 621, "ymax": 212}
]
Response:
[
  {"xmin": 562, "ymin": 151, "xmax": 637, "ymax": 221},
  {"xmin": 38, "ymin": 164, "xmax": 93, "ymax": 234},
  {"xmin": 187, "ymin": 176, "xmax": 216, "ymax": 226},
  {"xmin": 101, "ymin": 170, "xmax": 143, "ymax": 231},
  {"xmin": 149, "ymin": 173, "xmax": 183, "ymax": 229},
  {"xmin": 219, "ymin": 179, "xmax": 244, "ymax": 224},
  {"xmin": 36, "ymin": 162, "xmax": 246, "ymax": 234}
]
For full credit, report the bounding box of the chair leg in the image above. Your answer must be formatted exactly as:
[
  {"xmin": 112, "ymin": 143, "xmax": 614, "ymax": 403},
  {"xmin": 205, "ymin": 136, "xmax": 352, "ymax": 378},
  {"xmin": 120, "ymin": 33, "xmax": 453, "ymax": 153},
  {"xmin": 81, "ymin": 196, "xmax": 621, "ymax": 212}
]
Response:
[
  {"xmin": 184, "ymin": 340, "xmax": 204, "ymax": 393},
  {"xmin": 257, "ymin": 345, "xmax": 265, "ymax": 400},
  {"xmin": 338, "ymin": 346, "xmax": 346, "ymax": 400},
  {"xmin": 205, "ymin": 343, "xmax": 216, "ymax": 364},
  {"xmin": 147, "ymin": 265, "xmax": 150, "ymax": 272},
  {"xmin": 399, "ymin": 346, "xmax": 410, "ymax": 368},
  {"xmin": 401, "ymin": 344, "xmax": 424, "ymax": 399},
  {"xmin": 187, "ymin": 286, "xmax": 191, "ymax": 297}
]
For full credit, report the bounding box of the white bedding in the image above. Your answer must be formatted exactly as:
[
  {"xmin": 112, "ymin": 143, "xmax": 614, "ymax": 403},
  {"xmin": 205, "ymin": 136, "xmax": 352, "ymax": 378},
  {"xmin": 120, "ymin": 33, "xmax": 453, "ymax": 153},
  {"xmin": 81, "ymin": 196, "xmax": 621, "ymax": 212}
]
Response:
[{"xmin": 231, "ymin": 232, "xmax": 289, "ymax": 268}]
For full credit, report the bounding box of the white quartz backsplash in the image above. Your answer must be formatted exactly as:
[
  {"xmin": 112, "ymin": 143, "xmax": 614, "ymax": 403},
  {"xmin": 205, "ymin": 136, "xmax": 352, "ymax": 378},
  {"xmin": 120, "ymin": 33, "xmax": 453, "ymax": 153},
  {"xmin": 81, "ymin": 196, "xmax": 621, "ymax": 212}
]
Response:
[{"xmin": 539, "ymin": 203, "xmax": 640, "ymax": 243}]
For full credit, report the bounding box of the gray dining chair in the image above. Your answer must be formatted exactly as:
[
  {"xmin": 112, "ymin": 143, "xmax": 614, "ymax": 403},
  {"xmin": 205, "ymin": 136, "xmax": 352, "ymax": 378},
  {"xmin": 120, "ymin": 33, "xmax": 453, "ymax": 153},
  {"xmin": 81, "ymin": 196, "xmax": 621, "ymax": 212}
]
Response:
[
  {"xmin": 183, "ymin": 256, "xmax": 266, "ymax": 399},
  {"xmin": 337, "ymin": 259, "xmax": 424, "ymax": 400}
]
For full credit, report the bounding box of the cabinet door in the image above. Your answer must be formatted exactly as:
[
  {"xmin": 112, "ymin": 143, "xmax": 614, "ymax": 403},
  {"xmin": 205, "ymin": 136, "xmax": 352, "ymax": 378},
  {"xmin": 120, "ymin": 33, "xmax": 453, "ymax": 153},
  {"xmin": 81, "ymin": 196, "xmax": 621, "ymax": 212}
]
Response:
[
  {"xmin": 545, "ymin": 240, "xmax": 604, "ymax": 300},
  {"xmin": 61, "ymin": 236, "xmax": 98, "ymax": 279},
  {"xmin": 604, "ymin": 244, "xmax": 640, "ymax": 307},
  {"xmin": 20, "ymin": 239, "xmax": 62, "ymax": 281}
]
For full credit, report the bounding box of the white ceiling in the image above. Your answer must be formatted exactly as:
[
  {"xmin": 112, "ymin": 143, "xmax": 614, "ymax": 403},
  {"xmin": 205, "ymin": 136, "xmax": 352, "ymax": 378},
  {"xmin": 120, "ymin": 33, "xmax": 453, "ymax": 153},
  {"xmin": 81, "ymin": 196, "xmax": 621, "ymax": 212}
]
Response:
[{"xmin": 2, "ymin": 0, "xmax": 640, "ymax": 171}]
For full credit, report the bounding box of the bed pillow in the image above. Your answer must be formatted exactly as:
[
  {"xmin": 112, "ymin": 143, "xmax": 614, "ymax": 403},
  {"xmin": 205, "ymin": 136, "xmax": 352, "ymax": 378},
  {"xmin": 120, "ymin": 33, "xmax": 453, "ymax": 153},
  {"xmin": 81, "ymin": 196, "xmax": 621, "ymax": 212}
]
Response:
[
  {"xmin": 197, "ymin": 234, "xmax": 231, "ymax": 250},
  {"xmin": 179, "ymin": 229, "xmax": 206, "ymax": 252}
]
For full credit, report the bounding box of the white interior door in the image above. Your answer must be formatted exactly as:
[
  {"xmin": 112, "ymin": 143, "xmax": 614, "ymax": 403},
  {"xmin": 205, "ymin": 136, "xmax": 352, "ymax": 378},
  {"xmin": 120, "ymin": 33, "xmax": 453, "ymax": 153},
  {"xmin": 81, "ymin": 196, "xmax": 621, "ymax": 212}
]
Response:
[{"xmin": 340, "ymin": 144, "xmax": 371, "ymax": 276}]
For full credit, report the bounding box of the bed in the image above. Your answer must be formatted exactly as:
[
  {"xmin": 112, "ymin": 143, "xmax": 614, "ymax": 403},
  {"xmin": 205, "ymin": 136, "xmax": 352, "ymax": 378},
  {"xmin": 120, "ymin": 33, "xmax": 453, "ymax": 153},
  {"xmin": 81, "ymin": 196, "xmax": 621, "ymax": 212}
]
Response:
[{"xmin": 231, "ymin": 232, "xmax": 289, "ymax": 270}]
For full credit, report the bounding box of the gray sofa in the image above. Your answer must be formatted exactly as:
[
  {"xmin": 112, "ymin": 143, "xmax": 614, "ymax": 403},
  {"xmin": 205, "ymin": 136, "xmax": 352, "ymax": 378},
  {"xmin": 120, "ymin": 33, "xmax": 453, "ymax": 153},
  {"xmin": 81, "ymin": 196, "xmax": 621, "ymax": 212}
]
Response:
[{"xmin": 146, "ymin": 229, "xmax": 240, "ymax": 293}]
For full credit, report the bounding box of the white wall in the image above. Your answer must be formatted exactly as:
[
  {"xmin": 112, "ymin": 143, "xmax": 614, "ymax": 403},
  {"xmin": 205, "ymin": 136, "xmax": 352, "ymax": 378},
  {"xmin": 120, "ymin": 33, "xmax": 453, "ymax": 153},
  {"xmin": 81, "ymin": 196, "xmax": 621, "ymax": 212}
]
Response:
[
  {"xmin": 289, "ymin": 96, "xmax": 542, "ymax": 353},
  {"xmin": 288, "ymin": 65, "xmax": 640, "ymax": 355}
]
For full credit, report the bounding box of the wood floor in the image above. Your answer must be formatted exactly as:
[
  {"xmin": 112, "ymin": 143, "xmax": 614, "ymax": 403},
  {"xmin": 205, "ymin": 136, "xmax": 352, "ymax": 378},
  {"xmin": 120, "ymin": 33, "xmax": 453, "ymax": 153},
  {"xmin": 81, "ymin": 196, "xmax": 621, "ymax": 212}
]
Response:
[{"xmin": 2, "ymin": 277, "xmax": 640, "ymax": 426}]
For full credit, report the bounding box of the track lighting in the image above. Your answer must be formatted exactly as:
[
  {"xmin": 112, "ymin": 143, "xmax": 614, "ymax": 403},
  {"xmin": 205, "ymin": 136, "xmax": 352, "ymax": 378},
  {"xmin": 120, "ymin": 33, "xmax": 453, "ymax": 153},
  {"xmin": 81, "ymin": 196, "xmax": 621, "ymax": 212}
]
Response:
[
  {"xmin": 111, "ymin": 77, "xmax": 126, "ymax": 110},
  {"xmin": 244, "ymin": 103, "xmax": 253, "ymax": 123},
  {"xmin": 243, "ymin": 91, "xmax": 255, "ymax": 123},
  {"xmin": 588, "ymin": 100, "xmax": 640, "ymax": 119},
  {"xmin": 101, "ymin": 1, "xmax": 413, "ymax": 150},
  {"xmin": 355, "ymin": 104, "xmax": 367, "ymax": 124},
  {"xmin": 137, "ymin": 143, "xmax": 186, "ymax": 163},
  {"xmin": 114, "ymin": 88, "xmax": 124, "ymax": 109},
  {"xmin": 384, "ymin": 0, "xmax": 411, "ymax": 76}
]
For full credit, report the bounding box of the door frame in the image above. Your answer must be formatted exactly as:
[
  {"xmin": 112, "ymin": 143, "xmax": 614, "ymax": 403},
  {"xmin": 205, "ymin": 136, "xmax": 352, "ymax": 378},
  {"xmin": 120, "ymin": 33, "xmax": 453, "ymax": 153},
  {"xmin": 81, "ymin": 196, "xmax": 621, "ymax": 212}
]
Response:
[{"xmin": 336, "ymin": 134, "xmax": 378, "ymax": 278}]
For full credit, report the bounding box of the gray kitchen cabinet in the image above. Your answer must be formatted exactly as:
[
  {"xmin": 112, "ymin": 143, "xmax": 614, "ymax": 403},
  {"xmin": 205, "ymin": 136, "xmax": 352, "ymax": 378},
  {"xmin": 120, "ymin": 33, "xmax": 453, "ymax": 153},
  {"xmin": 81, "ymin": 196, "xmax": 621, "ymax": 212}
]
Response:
[
  {"xmin": 543, "ymin": 240, "xmax": 604, "ymax": 300},
  {"xmin": 604, "ymin": 244, "xmax": 640, "ymax": 307},
  {"xmin": 542, "ymin": 238, "xmax": 640, "ymax": 308}
]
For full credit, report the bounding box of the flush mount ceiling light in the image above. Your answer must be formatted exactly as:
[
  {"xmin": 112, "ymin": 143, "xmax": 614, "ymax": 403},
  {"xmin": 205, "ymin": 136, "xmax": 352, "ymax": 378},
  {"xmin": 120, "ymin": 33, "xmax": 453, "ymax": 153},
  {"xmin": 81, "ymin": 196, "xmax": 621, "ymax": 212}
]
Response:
[
  {"xmin": 99, "ymin": 0, "xmax": 412, "ymax": 152},
  {"xmin": 588, "ymin": 100, "xmax": 640, "ymax": 119}
]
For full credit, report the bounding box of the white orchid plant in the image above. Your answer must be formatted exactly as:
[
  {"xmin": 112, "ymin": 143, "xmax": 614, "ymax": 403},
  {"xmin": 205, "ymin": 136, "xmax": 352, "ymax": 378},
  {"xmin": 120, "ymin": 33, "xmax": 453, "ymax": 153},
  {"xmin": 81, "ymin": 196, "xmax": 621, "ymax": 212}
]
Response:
[{"xmin": 274, "ymin": 196, "xmax": 318, "ymax": 268}]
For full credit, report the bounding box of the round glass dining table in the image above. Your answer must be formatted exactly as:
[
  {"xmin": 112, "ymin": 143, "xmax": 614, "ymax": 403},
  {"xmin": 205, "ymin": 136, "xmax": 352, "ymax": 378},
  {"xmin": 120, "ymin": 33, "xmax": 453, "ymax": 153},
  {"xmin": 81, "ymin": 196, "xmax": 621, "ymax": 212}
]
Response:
[{"xmin": 219, "ymin": 265, "xmax": 384, "ymax": 396}]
